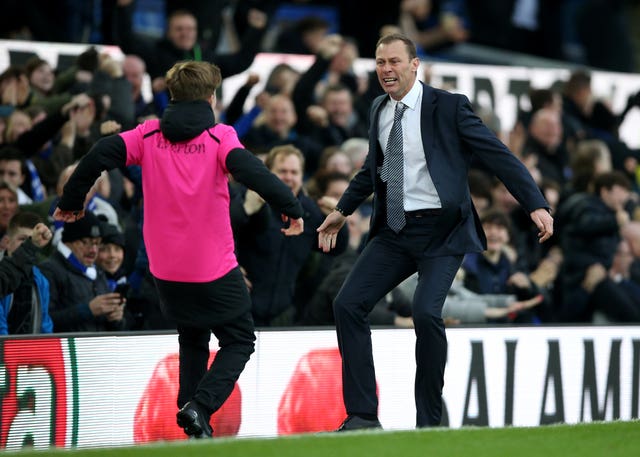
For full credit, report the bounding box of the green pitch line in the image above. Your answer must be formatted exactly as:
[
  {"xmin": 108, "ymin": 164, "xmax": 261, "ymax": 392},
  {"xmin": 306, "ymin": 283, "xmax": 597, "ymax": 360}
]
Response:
[{"xmin": 6, "ymin": 421, "xmax": 640, "ymax": 457}]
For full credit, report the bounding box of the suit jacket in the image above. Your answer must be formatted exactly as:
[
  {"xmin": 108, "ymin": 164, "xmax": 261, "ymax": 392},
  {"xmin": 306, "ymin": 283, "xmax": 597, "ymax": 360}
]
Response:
[{"xmin": 336, "ymin": 82, "xmax": 548, "ymax": 257}]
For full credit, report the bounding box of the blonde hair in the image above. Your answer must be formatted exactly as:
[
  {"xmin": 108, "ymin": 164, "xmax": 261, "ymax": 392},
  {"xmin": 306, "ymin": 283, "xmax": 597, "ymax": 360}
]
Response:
[
  {"xmin": 265, "ymin": 144, "xmax": 305, "ymax": 171},
  {"xmin": 165, "ymin": 61, "xmax": 221, "ymax": 102}
]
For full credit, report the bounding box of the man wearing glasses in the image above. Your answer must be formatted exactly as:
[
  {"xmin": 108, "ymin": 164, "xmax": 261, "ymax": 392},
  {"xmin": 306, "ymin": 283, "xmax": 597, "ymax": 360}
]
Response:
[{"xmin": 39, "ymin": 210, "xmax": 127, "ymax": 332}]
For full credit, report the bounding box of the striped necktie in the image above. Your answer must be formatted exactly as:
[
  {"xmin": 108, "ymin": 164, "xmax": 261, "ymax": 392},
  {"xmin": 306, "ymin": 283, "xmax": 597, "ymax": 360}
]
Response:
[{"xmin": 381, "ymin": 102, "xmax": 408, "ymax": 233}]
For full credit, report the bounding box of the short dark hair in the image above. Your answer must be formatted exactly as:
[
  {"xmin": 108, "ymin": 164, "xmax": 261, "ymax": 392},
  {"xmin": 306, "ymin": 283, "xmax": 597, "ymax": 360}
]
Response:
[
  {"xmin": 24, "ymin": 57, "xmax": 49, "ymax": 78},
  {"xmin": 480, "ymin": 209, "xmax": 512, "ymax": 232},
  {"xmin": 7, "ymin": 211, "xmax": 42, "ymax": 235},
  {"xmin": 563, "ymin": 70, "xmax": 591, "ymax": 97},
  {"xmin": 313, "ymin": 170, "xmax": 351, "ymax": 196},
  {"xmin": 0, "ymin": 146, "xmax": 26, "ymax": 163},
  {"xmin": 593, "ymin": 170, "xmax": 632, "ymax": 195},
  {"xmin": 375, "ymin": 33, "xmax": 417, "ymax": 60}
]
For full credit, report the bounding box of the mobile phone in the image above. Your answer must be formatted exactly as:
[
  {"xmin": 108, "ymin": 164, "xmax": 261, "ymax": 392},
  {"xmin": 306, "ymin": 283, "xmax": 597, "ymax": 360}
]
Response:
[{"xmin": 114, "ymin": 283, "xmax": 130, "ymax": 304}]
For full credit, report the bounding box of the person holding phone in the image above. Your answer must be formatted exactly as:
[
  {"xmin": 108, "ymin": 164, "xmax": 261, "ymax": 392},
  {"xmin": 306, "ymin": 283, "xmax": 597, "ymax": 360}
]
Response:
[
  {"xmin": 96, "ymin": 220, "xmax": 128, "ymax": 302},
  {"xmin": 39, "ymin": 210, "xmax": 127, "ymax": 332}
]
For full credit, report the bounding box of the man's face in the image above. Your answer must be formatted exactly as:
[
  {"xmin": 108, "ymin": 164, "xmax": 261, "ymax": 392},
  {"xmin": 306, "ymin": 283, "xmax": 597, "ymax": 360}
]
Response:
[
  {"xmin": 7, "ymin": 226, "xmax": 31, "ymax": 256},
  {"xmin": 375, "ymin": 39, "xmax": 419, "ymax": 101},
  {"xmin": 67, "ymin": 237, "xmax": 101, "ymax": 267},
  {"xmin": 324, "ymin": 90, "xmax": 353, "ymax": 128},
  {"xmin": 0, "ymin": 160, "xmax": 24, "ymax": 188},
  {"xmin": 265, "ymin": 96, "xmax": 296, "ymax": 137},
  {"xmin": 123, "ymin": 57, "xmax": 145, "ymax": 96},
  {"xmin": 271, "ymin": 154, "xmax": 303, "ymax": 195},
  {"xmin": 167, "ymin": 14, "xmax": 197, "ymax": 51}
]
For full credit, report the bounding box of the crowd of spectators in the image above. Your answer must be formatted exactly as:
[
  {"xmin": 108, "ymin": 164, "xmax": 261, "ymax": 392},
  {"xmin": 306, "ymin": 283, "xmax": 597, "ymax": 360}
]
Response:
[{"xmin": 0, "ymin": 0, "xmax": 640, "ymax": 335}]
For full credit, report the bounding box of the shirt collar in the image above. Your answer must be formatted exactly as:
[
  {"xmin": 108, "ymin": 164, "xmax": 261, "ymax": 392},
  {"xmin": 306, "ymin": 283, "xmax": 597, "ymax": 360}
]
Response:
[{"xmin": 389, "ymin": 78, "xmax": 422, "ymax": 111}]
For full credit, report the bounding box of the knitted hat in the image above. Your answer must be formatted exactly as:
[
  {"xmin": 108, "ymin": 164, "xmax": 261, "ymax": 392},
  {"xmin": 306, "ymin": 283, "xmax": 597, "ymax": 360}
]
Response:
[
  {"xmin": 61, "ymin": 211, "xmax": 102, "ymax": 243},
  {"xmin": 100, "ymin": 222, "xmax": 125, "ymax": 248}
]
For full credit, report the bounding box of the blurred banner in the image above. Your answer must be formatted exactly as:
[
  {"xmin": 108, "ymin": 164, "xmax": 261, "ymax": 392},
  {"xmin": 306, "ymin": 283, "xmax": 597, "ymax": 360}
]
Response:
[{"xmin": 0, "ymin": 326, "xmax": 639, "ymax": 451}]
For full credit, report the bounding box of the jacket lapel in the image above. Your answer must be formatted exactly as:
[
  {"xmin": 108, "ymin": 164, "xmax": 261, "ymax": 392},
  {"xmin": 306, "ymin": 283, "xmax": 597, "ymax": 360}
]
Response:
[{"xmin": 420, "ymin": 82, "xmax": 436, "ymax": 163}]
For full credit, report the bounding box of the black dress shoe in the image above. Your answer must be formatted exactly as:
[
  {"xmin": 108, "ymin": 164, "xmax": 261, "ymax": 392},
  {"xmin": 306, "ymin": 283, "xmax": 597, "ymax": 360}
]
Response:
[
  {"xmin": 336, "ymin": 415, "xmax": 382, "ymax": 432},
  {"xmin": 176, "ymin": 401, "xmax": 213, "ymax": 438}
]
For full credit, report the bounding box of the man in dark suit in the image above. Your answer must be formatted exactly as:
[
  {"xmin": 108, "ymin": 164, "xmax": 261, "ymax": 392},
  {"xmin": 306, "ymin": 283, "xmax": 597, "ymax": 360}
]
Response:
[{"xmin": 317, "ymin": 33, "xmax": 554, "ymax": 431}]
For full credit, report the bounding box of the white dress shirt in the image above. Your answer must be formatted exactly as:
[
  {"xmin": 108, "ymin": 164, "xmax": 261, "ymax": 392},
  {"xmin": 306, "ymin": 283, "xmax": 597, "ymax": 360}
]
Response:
[{"xmin": 377, "ymin": 79, "xmax": 441, "ymax": 210}]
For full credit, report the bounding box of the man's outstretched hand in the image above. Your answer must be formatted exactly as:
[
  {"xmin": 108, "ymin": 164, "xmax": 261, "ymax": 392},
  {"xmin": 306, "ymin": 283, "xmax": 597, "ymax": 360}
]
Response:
[
  {"xmin": 316, "ymin": 210, "xmax": 347, "ymax": 253},
  {"xmin": 281, "ymin": 216, "xmax": 304, "ymax": 236}
]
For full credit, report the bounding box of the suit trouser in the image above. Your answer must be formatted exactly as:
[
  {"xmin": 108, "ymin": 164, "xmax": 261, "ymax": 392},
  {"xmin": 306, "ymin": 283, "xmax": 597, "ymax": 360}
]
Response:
[
  {"xmin": 154, "ymin": 269, "xmax": 256, "ymax": 415},
  {"xmin": 333, "ymin": 216, "xmax": 463, "ymax": 427}
]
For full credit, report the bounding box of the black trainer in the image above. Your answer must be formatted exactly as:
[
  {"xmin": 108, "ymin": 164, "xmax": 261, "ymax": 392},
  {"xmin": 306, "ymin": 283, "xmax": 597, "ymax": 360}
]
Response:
[
  {"xmin": 176, "ymin": 401, "xmax": 213, "ymax": 438},
  {"xmin": 335, "ymin": 415, "xmax": 382, "ymax": 432}
]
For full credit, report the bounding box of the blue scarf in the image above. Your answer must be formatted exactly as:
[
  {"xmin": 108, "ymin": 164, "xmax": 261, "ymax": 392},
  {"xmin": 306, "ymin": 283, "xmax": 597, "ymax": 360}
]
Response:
[
  {"xmin": 57, "ymin": 242, "xmax": 97, "ymax": 280},
  {"xmin": 25, "ymin": 159, "xmax": 45, "ymax": 202}
]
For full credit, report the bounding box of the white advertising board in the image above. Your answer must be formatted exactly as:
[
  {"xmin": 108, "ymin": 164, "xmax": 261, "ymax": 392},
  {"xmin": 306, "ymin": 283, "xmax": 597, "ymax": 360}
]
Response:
[{"xmin": 0, "ymin": 326, "xmax": 639, "ymax": 450}]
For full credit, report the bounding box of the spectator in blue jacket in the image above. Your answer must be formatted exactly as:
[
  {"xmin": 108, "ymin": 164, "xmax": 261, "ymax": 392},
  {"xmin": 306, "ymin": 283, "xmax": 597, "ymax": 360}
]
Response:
[{"xmin": 0, "ymin": 212, "xmax": 53, "ymax": 334}]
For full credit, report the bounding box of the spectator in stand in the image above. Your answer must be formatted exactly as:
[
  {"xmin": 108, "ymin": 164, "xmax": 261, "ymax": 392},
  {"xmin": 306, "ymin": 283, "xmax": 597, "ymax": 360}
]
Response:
[
  {"xmin": 299, "ymin": 205, "xmax": 374, "ymax": 326},
  {"xmin": 304, "ymin": 83, "xmax": 370, "ymax": 150},
  {"xmin": 523, "ymin": 107, "xmax": 570, "ymax": 185},
  {"xmin": 563, "ymin": 139, "xmax": 613, "ymax": 200},
  {"xmin": 292, "ymin": 35, "xmax": 366, "ymax": 142},
  {"xmin": 225, "ymin": 63, "xmax": 301, "ymax": 138},
  {"xmin": 556, "ymin": 171, "xmax": 640, "ymax": 322},
  {"xmin": 318, "ymin": 147, "xmax": 355, "ymax": 178},
  {"xmin": 468, "ymin": 169, "xmax": 493, "ymax": 218},
  {"xmin": 461, "ymin": 209, "xmax": 544, "ymax": 324},
  {"xmin": 561, "ymin": 70, "xmax": 640, "ymax": 171},
  {"xmin": 0, "ymin": 181, "xmax": 19, "ymax": 244},
  {"xmin": 621, "ymin": 221, "xmax": 640, "ymax": 284},
  {"xmin": 0, "ymin": 65, "xmax": 63, "ymax": 117},
  {"xmin": 0, "ymin": 214, "xmax": 53, "ymax": 335},
  {"xmin": 96, "ymin": 220, "xmax": 128, "ymax": 293},
  {"xmin": 607, "ymin": 238, "xmax": 640, "ymax": 311},
  {"xmin": 0, "ymin": 147, "xmax": 35, "ymax": 205},
  {"xmin": 46, "ymin": 163, "xmax": 119, "ymax": 247},
  {"xmin": 296, "ymin": 170, "xmax": 352, "ymax": 312},
  {"xmin": 115, "ymin": 1, "xmax": 269, "ymax": 82},
  {"xmin": 340, "ymin": 137, "xmax": 369, "ymax": 172},
  {"xmin": 39, "ymin": 210, "xmax": 128, "ymax": 332},
  {"xmin": 24, "ymin": 57, "xmax": 72, "ymax": 115},
  {"xmin": 398, "ymin": 267, "xmax": 543, "ymax": 325},
  {"xmin": 241, "ymin": 94, "xmax": 323, "ymax": 176},
  {"xmin": 273, "ymin": 16, "xmax": 331, "ymax": 55},
  {"xmin": 122, "ymin": 55, "xmax": 161, "ymax": 124},
  {"xmin": 234, "ymin": 145, "xmax": 348, "ymax": 326},
  {"xmin": 398, "ymin": 0, "xmax": 469, "ymax": 57}
]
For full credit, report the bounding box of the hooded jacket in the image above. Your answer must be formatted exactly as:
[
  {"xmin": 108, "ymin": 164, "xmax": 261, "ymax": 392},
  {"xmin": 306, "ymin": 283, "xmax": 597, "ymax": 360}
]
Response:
[{"xmin": 58, "ymin": 100, "xmax": 303, "ymax": 283}]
